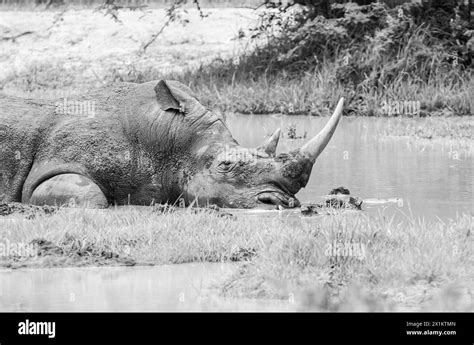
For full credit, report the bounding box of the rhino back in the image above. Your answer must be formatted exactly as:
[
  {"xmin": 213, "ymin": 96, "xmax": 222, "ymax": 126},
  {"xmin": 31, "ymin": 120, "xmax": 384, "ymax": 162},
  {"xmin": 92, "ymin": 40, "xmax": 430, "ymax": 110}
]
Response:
[
  {"xmin": 16, "ymin": 86, "xmax": 146, "ymax": 204},
  {"xmin": 17, "ymin": 84, "xmax": 180, "ymax": 205}
]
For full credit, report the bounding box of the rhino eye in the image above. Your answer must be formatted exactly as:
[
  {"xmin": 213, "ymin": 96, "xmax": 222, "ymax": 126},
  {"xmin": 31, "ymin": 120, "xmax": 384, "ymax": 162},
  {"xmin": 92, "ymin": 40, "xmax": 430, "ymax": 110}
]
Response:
[
  {"xmin": 219, "ymin": 160, "xmax": 232, "ymax": 167},
  {"xmin": 217, "ymin": 160, "xmax": 235, "ymax": 172}
]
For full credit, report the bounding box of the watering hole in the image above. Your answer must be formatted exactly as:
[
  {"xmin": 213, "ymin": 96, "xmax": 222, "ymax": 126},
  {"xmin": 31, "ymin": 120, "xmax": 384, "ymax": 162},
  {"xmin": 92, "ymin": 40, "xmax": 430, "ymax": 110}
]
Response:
[{"xmin": 227, "ymin": 115, "xmax": 473, "ymax": 221}]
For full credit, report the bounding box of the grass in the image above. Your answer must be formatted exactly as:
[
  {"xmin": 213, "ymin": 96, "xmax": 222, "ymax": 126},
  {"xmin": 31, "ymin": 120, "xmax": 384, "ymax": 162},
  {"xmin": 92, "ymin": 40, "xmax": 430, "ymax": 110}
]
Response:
[
  {"xmin": 156, "ymin": 55, "xmax": 474, "ymax": 116},
  {"xmin": 5, "ymin": 56, "xmax": 473, "ymax": 117},
  {"xmin": 1, "ymin": 207, "xmax": 472, "ymax": 311},
  {"xmin": 0, "ymin": 207, "xmax": 257, "ymax": 265},
  {"xmin": 221, "ymin": 212, "xmax": 473, "ymax": 311}
]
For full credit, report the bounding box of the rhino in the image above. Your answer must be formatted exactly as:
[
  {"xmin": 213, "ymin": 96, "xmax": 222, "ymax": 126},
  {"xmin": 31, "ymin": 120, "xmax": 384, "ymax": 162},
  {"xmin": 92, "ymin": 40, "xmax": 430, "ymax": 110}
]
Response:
[{"xmin": 0, "ymin": 80, "xmax": 343, "ymax": 209}]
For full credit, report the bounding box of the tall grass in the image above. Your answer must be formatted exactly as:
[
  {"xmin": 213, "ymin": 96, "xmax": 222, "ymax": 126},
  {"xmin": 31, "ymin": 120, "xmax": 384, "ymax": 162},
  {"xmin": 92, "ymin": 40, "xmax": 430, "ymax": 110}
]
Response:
[{"xmin": 5, "ymin": 56, "xmax": 473, "ymax": 116}]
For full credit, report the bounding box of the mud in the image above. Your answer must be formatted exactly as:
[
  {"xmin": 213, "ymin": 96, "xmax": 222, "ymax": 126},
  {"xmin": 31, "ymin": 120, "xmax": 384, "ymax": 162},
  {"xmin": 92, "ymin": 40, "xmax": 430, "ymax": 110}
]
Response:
[
  {"xmin": 0, "ymin": 236, "xmax": 136, "ymax": 269},
  {"xmin": 151, "ymin": 203, "xmax": 236, "ymax": 219},
  {"xmin": 0, "ymin": 202, "xmax": 58, "ymax": 218},
  {"xmin": 0, "ymin": 202, "xmax": 236, "ymax": 218}
]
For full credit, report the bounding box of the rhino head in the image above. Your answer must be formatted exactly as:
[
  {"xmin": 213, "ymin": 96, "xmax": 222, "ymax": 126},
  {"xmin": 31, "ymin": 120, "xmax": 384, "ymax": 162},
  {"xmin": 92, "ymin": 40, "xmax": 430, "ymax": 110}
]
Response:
[{"xmin": 153, "ymin": 81, "xmax": 344, "ymax": 209}]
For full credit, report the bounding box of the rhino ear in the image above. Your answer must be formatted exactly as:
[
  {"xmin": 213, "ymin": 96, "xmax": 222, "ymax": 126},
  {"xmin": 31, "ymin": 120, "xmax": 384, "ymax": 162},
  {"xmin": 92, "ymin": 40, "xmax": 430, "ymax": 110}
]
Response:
[{"xmin": 154, "ymin": 80, "xmax": 182, "ymax": 112}]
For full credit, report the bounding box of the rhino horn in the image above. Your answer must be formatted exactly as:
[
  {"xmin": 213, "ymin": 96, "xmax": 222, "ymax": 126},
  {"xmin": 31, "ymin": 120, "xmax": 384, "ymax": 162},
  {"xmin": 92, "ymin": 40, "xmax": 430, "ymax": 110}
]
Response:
[
  {"xmin": 257, "ymin": 128, "xmax": 281, "ymax": 156},
  {"xmin": 299, "ymin": 98, "xmax": 344, "ymax": 163}
]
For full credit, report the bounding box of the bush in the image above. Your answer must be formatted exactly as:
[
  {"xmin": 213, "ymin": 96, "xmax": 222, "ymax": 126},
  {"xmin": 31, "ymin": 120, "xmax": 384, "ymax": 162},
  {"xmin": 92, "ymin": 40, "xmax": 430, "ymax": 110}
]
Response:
[
  {"xmin": 244, "ymin": 1, "xmax": 472, "ymax": 80},
  {"xmin": 161, "ymin": 1, "xmax": 472, "ymax": 115}
]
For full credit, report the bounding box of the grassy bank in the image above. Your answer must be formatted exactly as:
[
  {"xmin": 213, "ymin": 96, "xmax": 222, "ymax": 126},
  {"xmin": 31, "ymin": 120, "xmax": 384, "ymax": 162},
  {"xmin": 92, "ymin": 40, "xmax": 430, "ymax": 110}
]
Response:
[
  {"xmin": 5, "ymin": 55, "xmax": 473, "ymax": 116},
  {"xmin": 1, "ymin": 207, "xmax": 472, "ymax": 311},
  {"xmin": 160, "ymin": 65, "xmax": 474, "ymax": 116}
]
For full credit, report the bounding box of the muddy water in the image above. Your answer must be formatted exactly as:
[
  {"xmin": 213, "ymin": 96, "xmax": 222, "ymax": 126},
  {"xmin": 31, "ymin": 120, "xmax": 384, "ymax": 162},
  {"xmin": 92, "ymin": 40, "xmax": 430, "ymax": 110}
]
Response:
[
  {"xmin": 227, "ymin": 115, "xmax": 473, "ymax": 220},
  {"xmin": 0, "ymin": 263, "xmax": 295, "ymax": 312}
]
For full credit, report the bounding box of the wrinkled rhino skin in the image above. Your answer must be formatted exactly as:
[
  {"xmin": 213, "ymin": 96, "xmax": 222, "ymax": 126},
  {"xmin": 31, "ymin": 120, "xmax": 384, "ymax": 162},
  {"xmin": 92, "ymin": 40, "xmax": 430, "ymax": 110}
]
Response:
[
  {"xmin": 0, "ymin": 80, "xmax": 344, "ymax": 209},
  {"xmin": 1, "ymin": 81, "xmax": 226, "ymax": 207}
]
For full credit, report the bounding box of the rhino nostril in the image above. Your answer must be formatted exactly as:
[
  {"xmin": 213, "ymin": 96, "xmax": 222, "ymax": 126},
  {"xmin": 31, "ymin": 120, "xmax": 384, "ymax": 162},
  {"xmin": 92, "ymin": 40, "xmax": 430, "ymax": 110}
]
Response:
[{"xmin": 258, "ymin": 197, "xmax": 274, "ymax": 205}]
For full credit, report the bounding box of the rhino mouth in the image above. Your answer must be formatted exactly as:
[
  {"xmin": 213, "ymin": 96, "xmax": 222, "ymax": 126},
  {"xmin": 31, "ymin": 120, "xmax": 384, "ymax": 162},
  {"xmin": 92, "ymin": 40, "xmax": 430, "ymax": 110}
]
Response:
[{"xmin": 256, "ymin": 188, "xmax": 300, "ymax": 208}]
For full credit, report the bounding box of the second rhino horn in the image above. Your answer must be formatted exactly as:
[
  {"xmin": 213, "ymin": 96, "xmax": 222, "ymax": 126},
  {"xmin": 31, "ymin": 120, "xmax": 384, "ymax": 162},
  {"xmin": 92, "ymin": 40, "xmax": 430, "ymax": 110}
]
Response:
[{"xmin": 257, "ymin": 128, "xmax": 281, "ymax": 156}]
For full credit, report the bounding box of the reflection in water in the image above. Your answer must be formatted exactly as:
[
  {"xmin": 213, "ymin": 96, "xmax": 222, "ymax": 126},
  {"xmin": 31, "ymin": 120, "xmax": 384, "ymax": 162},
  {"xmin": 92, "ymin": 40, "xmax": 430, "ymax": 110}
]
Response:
[
  {"xmin": 0, "ymin": 264, "xmax": 295, "ymax": 312},
  {"xmin": 226, "ymin": 115, "xmax": 473, "ymax": 220}
]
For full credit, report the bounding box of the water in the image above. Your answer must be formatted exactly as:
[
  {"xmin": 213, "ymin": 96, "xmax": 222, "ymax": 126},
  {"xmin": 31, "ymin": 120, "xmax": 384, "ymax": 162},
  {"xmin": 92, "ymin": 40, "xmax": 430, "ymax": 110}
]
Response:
[
  {"xmin": 226, "ymin": 115, "xmax": 473, "ymax": 220},
  {"xmin": 0, "ymin": 263, "xmax": 295, "ymax": 312}
]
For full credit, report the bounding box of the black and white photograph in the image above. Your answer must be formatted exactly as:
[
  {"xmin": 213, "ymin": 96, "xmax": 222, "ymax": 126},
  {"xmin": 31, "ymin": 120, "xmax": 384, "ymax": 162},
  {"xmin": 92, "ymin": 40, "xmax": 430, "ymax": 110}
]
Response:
[{"xmin": 0, "ymin": 0, "xmax": 473, "ymax": 343}]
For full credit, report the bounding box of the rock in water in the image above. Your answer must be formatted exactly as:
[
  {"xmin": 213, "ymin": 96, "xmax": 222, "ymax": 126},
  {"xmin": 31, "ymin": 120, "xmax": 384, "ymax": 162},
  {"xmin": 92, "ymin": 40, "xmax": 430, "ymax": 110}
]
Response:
[
  {"xmin": 301, "ymin": 186, "xmax": 363, "ymax": 215},
  {"xmin": 329, "ymin": 186, "xmax": 351, "ymax": 195},
  {"xmin": 325, "ymin": 186, "xmax": 363, "ymax": 210}
]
